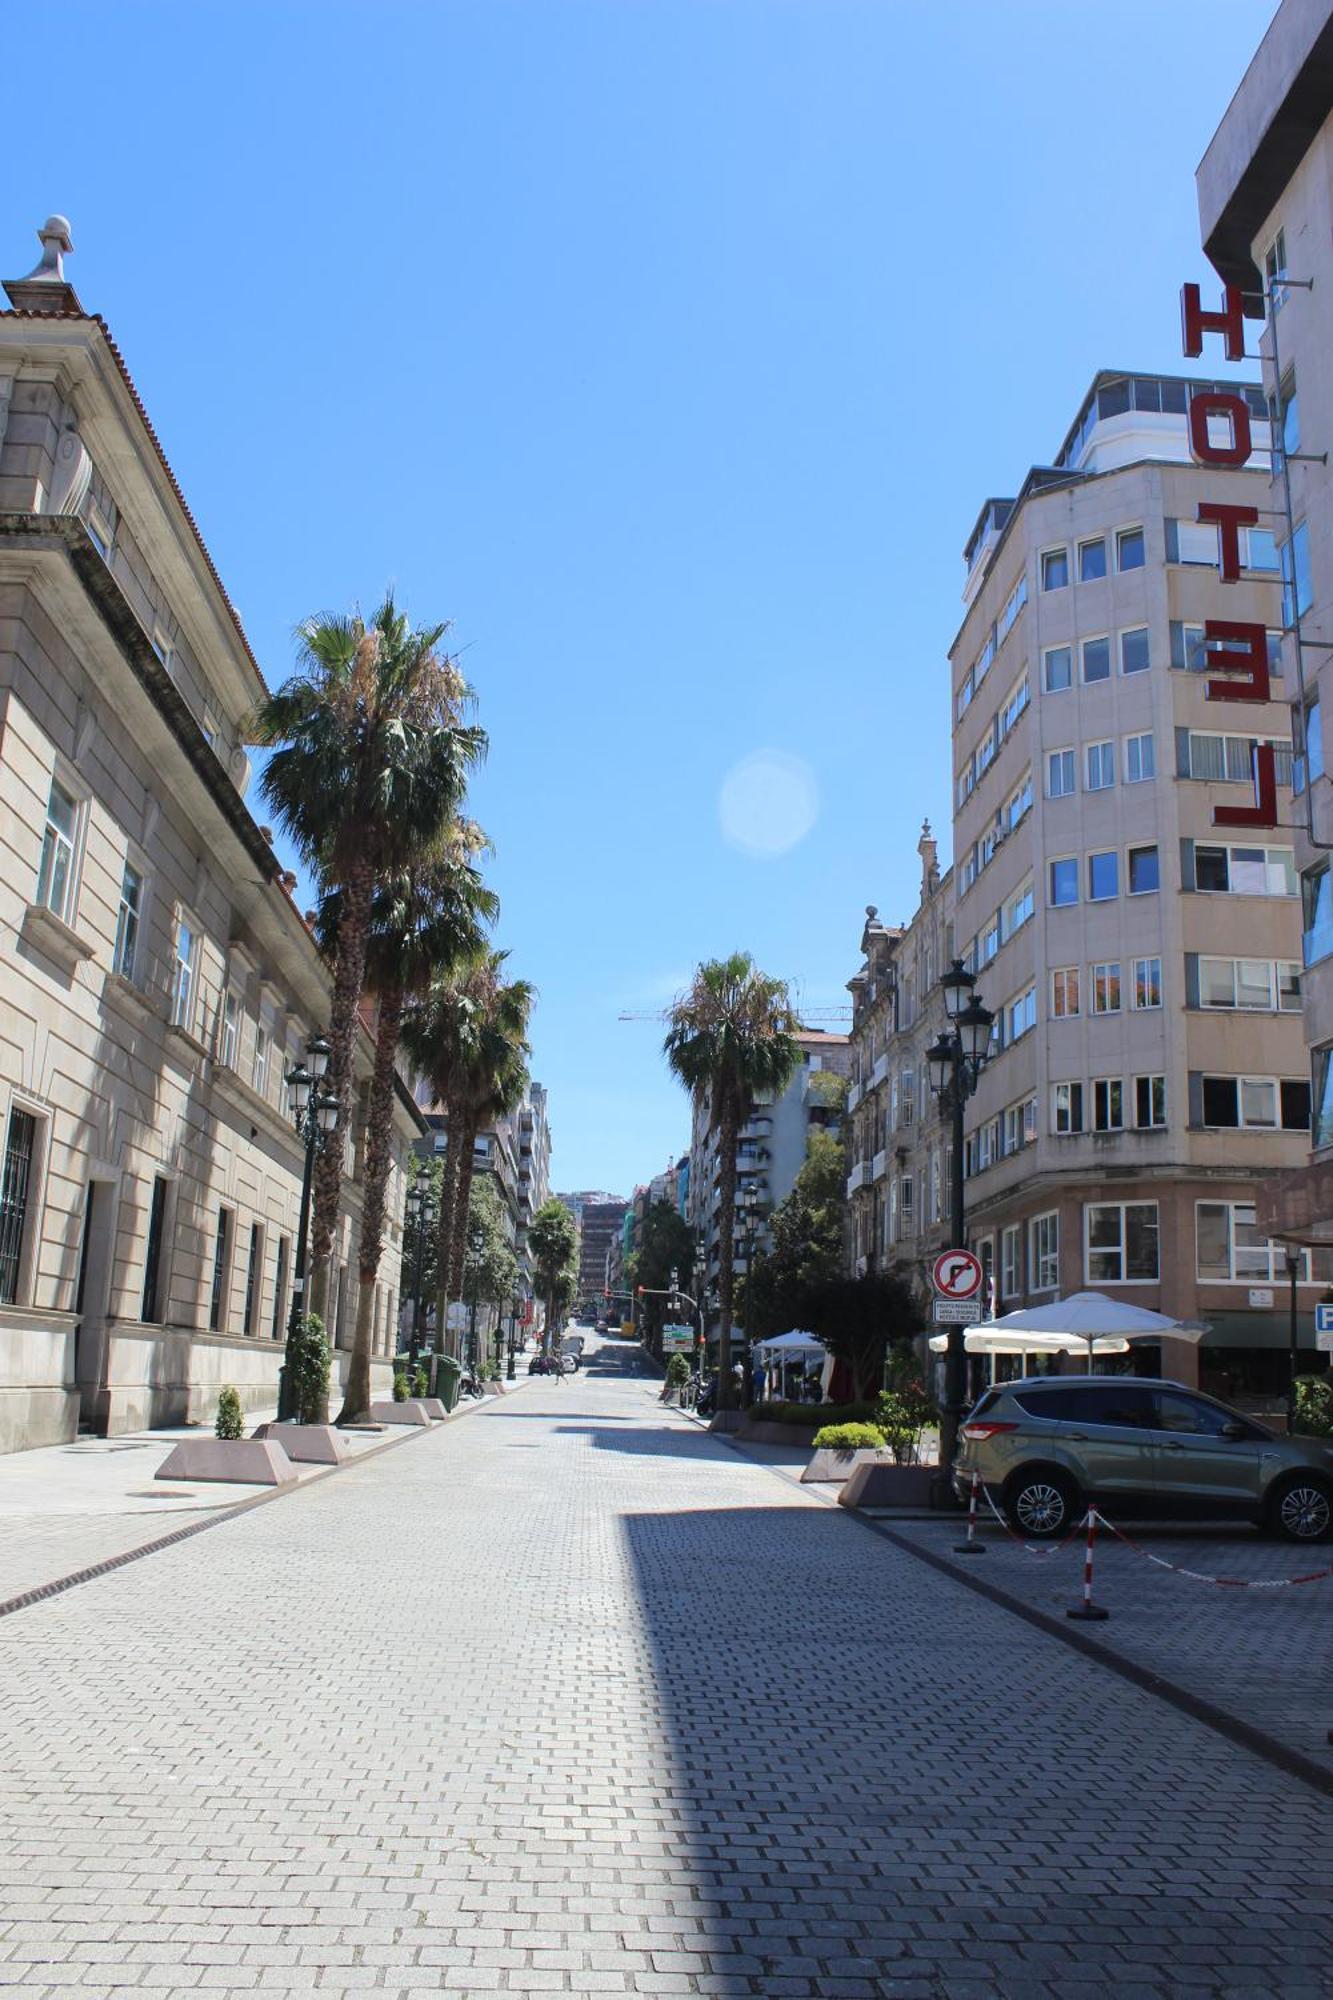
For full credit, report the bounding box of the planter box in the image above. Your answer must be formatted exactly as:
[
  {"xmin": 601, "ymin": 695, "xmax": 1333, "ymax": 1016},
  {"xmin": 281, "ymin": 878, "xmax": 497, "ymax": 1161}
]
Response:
[
  {"xmin": 837, "ymin": 1461, "xmax": 937, "ymax": 1511},
  {"xmin": 736, "ymin": 1418, "xmax": 819, "ymax": 1445},
  {"xmin": 417, "ymin": 1398, "xmax": 448, "ymax": 1420},
  {"xmin": 252, "ymin": 1423, "xmax": 348, "ymax": 1464},
  {"xmin": 155, "ymin": 1438, "xmax": 297, "ymax": 1486},
  {"xmin": 707, "ymin": 1410, "xmax": 746, "ymax": 1434},
  {"xmin": 801, "ymin": 1446, "xmax": 888, "ymax": 1485},
  {"xmin": 367, "ymin": 1400, "xmax": 431, "ymax": 1427}
]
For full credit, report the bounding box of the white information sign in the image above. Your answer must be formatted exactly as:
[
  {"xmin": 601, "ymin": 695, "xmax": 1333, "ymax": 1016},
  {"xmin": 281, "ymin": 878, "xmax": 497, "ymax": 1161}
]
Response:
[
  {"xmin": 662, "ymin": 1324, "xmax": 695, "ymax": 1353},
  {"xmin": 933, "ymin": 1299, "xmax": 983, "ymax": 1325}
]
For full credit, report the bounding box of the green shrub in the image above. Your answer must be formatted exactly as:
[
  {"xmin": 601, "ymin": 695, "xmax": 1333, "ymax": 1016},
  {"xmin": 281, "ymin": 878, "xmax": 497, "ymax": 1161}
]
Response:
[
  {"xmin": 876, "ymin": 1387, "xmax": 936, "ymax": 1465},
  {"xmin": 412, "ymin": 1363, "xmax": 430, "ymax": 1399},
  {"xmin": 287, "ymin": 1313, "xmax": 331, "ymax": 1424},
  {"xmin": 392, "ymin": 1367, "xmax": 410, "ymax": 1403},
  {"xmin": 665, "ymin": 1353, "xmax": 692, "ymax": 1388},
  {"xmin": 812, "ymin": 1422, "xmax": 885, "ymax": 1451},
  {"xmin": 750, "ymin": 1400, "xmax": 879, "ymax": 1428},
  {"xmin": 215, "ymin": 1385, "xmax": 244, "ymax": 1441},
  {"xmin": 1295, "ymin": 1374, "xmax": 1333, "ymax": 1437}
]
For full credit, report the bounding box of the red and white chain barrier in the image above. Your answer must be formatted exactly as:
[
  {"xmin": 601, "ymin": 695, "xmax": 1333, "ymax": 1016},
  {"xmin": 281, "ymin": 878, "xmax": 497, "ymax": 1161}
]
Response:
[
  {"xmin": 1091, "ymin": 1509, "xmax": 1333, "ymax": 1591},
  {"xmin": 953, "ymin": 1470, "xmax": 986, "ymax": 1556},
  {"xmin": 1066, "ymin": 1507, "xmax": 1108, "ymax": 1621}
]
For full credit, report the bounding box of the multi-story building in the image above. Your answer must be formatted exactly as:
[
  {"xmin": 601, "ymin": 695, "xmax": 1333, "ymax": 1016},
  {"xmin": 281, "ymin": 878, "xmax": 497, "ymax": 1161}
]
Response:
[
  {"xmin": 0, "ymin": 217, "xmax": 417, "ymax": 1449},
  {"xmin": 1199, "ymin": 0, "xmax": 1333, "ymax": 1262},
  {"xmin": 575, "ymin": 1199, "xmax": 629, "ymax": 1302},
  {"xmin": 513, "ymin": 1082, "xmax": 551, "ymax": 1298},
  {"xmin": 846, "ymin": 823, "xmax": 955, "ymax": 1293},
  {"xmin": 948, "ymin": 365, "xmax": 1325, "ymax": 1395},
  {"xmin": 687, "ymin": 1031, "xmax": 852, "ymax": 1319}
]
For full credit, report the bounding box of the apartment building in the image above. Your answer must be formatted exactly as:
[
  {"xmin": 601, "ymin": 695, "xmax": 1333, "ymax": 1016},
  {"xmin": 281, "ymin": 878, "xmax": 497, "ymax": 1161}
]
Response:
[
  {"xmin": 513, "ymin": 1081, "xmax": 551, "ymax": 1298},
  {"xmin": 950, "ymin": 367, "xmax": 1323, "ymax": 1395},
  {"xmin": 846, "ymin": 823, "xmax": 955, "ymax": 1292},
  {"xmin": 0, "ymin": 219, "xmax": 416, "ymax": 1449},
  {"xmin": 1198, "ymin": 0, "xmax": 1333, "ymax": 1258},
  {"xmin": 576, "ymin": 1199, "xmax": 629, "ymax": 1301},
  {"xmin": 687, "ymin": 1031, "xmax": 852, "ymax": 1316}
]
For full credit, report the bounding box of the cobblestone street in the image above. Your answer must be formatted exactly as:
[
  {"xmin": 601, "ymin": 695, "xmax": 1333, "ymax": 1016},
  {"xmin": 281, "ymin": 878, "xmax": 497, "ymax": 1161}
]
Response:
[{"xmin": 5, "ymin": 1338, "xmax": 1333, "ymax": 1998}]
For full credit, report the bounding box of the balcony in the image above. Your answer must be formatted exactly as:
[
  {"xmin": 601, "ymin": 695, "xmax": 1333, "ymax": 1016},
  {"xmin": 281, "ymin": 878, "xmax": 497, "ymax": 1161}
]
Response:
[
  {"xmin": 847, "ymin": 1161, "xmax": 867, "ymax": 1196},
  {"xmin": 847, "ymin": 1079, "xmax": 864, "ymax": 1113},
  {"xmin": 871, "ymin": 1149, "xmax": 888, "ymax": 1183},
  {"xmin": 740, "ymin": 1114, "xmax": 774, "ymax": 1141},
  {"xmin": 871, "ymin": 1051, "xmax": 890, "ymax": 1090}
]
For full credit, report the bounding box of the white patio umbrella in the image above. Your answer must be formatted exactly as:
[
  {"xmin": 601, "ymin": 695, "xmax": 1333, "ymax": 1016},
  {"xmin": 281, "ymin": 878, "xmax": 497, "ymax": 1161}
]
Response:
[
  {"xmin": 928, "ymin": 1291, "xmax": 1197, "ymax": 1366},
  {"xmin": 753, "ymin": 1329, "xmax": 826, "ymax": 1400}
]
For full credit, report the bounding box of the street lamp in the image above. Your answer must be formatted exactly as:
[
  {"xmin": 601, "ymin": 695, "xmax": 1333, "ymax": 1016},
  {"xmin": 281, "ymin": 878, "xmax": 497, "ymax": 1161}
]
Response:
[
  {"xmin": 465, "ymin": 1221, "xmax": 485, "ymax": 1375},
  {"xmin": 738, "ymin": 1180, "xmax": 762, "ymax": 1407},
  {"xmin": 277, "ymin": 1034, "xmax": 339, "ymax": 1423},
  {"xmin": 926, "ymin": 959, "xmax": 995, "ymax": 1474},
  {"xmin": 506, "ymin": 1295, "xmax": 522, "ymax": 1379},
  {"xmin": 405, "ymin": 1164, "xmax": 435, "ymax": 1380}
]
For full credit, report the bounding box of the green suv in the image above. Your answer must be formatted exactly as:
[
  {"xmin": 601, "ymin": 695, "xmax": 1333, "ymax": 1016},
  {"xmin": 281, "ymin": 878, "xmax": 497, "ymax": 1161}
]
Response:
[{"xmin": 954, "ymin": 1376, "xmax": 1333, "ymax": 1543}]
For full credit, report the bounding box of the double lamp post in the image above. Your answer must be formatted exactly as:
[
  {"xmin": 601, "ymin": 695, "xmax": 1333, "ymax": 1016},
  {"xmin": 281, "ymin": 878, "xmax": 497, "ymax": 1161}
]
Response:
[
  {"xmin": 925, "ymin": 959, "xmax": 994, "ymax": 1473},
  {"xmin": 277, "ymin": 1034, "xmax": 340, "ymax": 1424},
  {"xmin": 404, "ymin": 1163, "xmax": 436, "ymax": 1378}
]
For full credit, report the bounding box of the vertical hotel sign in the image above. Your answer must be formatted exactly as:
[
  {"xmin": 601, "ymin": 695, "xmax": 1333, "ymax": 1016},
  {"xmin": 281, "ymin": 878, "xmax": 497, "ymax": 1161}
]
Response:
[{"xmin": 1180, "ymin": 283, "xmax": 1277, "ymax": 828}]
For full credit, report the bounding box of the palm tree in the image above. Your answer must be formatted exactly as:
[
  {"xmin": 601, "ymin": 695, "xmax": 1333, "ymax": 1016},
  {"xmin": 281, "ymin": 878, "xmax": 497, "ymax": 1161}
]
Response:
[
  {"xmin": 402, "ymin": 954, "xmax": 534, "ymax": 1357},
  {"xmin": 663, "ymin": 953, "xmax": 802, "ymax": 1408},
  {"xmin": 319, "ymin": 829, "xmax": 498, "ymax": 1424},
  {"xmin": 528, "ymin": 1199, "xmax": 578, "ymax": 1354},
  {"xmin": 253, "ymin": 598, "xmax": 485, "ymax": 1323}
]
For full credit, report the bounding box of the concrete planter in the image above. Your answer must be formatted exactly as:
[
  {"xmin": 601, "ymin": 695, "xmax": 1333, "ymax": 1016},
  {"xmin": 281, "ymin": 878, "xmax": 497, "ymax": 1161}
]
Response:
[
  {"xmin": 735, "ymin": 1418, "xmax": 820, "ymax": 1445},
  {"xmin": 707, "ymin": 1410, "xmax": 746, "ymax": 1434},
  {"xmin": 155, "ymin": 1438, "xmax": 297, "ymax": 1486},
  {"xmin": 417, "ymin": 1398, "xmax": 449, "ymax": 1420},
  {"xmin": 251, "ymin": 1423, "xmax": 349, "ymax": 1464},
  {"xmin": 801, "ymin": 1446, "xmax": 888, "ymax": 1485},
  {"xmin": 367, "ymin": 1400, "xmax": 431, "ymax": 1427},
  {"xmin": 837, "ymin": 1461, "xmax": 937, "ymax": 1510}
]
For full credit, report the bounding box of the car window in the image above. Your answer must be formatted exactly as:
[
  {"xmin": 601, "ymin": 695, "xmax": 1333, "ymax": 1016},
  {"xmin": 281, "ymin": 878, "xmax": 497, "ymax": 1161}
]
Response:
[
  {"xmin": 1089, "ymin": 1386, "xmax": 1159, "ymax": 1428},
  {"xmin": 1013, "ymin": 1384, "xmax": 1156, "ymax": 1427},
  {"xmin": 1155, "ymin": 1391, "xmax": 1247, "ymax": 1437}
]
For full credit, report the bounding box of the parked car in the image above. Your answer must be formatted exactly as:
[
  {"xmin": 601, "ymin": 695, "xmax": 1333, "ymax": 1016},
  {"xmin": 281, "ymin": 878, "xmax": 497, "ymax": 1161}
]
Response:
[{"xmin": 954, "ymin": 1375, "xmax": 1333, "ymax": 1543}]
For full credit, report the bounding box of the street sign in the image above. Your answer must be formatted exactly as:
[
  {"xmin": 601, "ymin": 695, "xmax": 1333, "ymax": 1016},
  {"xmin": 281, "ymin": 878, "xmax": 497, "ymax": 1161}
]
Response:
[
  {"xmin": 1318, "ymin": 1331, "xmax": 1333, "ymax": 1355},
  {"xmin": 1316, "ymin": 1304, "xmax": 1333, "ymax": 1336},
  {"xmin": 933, "ymin": 1299, "xmax": 983, "ymax": 1324},
  {"xmin": 1248, "ymin": 1287, "xmax": 1274, "ymax": 1308},
  {"xmin": 931, "ymin": 1249, "xmax": 983, "ymax": 1301},
  {"xmin": 662, "ymin": 1324, "xmax": 694, "ymax": 1353}
]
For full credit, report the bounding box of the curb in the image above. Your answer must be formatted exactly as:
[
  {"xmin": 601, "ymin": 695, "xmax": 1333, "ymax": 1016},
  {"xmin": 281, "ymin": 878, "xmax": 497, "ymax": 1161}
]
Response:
[{"xmin": 0, "ymin": 1375, "xmax": 535, "ymax": 1625}]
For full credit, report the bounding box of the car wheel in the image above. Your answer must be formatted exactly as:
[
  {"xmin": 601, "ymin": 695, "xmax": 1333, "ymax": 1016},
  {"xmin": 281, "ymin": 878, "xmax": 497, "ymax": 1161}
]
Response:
[
  {"xmin": 1004, "ymin": 1467, "xmax": 1079, "ymax": 1540},
  {"xmin": 1266, "ymin": 1473, "xmax": 1333, "ymax": 1543}
]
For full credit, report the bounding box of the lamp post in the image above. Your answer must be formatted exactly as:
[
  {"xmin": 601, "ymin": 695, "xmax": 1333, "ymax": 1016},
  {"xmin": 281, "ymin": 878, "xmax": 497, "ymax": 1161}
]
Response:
[
  {"xmin": 926, "ymin": 959, "xmax": 995, "ymax": 1474},
  {"xmin": 465, "ymin": 1222, "xmax": 484, "ymax": 1374},
  {"xmin": 277, "ymin": 1035, "xmax": 339, "ymax": 1423},
  {"xmin": 738, "ymin": 1181, "xmax": 761, "ymax": 1407},
  {"xmin": 1285, "ymin": 1244, "xmax": 1303, "ymax": 1431},
  {"xmin": 506, "ymin": 1296, "xmax": 521, "ymax": 1379},
  {"xmin": 404, "ymin": 1164, "xmax": 434, "ymax": 1380}
]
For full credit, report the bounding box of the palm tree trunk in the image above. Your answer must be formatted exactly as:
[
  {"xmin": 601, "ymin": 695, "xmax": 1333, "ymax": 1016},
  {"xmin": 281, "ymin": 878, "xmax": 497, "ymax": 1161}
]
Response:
[
  {"xmin": 432, "ymin": 1132, "xmax": 460, "ymax": 1360},
  {"xmin": 309, "ymin": 855, "xmax": 376, "ymax": 1322},
  {"xmin": 335, "ymin": 979, "xmax": 406, "ymax": 1426},
  {"xmin": 716, "ymin": 1096, "xmax": 740, "ymax": 1409}
]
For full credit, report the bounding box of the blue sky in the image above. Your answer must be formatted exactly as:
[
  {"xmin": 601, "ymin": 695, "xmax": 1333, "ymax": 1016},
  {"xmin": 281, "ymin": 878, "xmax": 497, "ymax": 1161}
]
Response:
[{"xmin": 6, "ymin": 0, "xmax": 1275, "ymax": 1195}]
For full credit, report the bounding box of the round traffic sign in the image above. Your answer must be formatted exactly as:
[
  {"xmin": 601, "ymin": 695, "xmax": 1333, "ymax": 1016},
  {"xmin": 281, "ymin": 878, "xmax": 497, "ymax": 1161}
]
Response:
[{"xmin": 931, "ymin": 1249, "xmax": 983, "ymax": 1300}]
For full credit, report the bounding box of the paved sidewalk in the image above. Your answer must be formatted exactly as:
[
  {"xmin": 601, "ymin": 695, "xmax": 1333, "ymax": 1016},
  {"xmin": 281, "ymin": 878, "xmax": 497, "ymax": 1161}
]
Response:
[{"xmin": 3, "ymin": 1336, "xmax": 1333, "ymax": 1996}]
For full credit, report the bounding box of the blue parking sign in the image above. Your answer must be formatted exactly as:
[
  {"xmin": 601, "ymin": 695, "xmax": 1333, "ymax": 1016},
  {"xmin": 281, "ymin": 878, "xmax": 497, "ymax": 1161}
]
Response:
[{"xmin": 1316, "ymin": 1305, "xmax": 1333, "ymax": 1336}]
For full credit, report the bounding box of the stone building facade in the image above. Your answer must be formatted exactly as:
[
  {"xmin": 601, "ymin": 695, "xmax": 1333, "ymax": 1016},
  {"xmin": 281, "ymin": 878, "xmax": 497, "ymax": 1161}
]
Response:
[
  {"xmin": 0, "ymin": 220, "xmax": 414, "ymax": 1449},
  {"xmin": 846, "ymin": 823, "xmax": 955, "ymax": 1297}
]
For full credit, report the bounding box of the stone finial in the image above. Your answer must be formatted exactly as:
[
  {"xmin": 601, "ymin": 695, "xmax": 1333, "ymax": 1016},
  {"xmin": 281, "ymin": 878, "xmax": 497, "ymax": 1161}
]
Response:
[
  {"xmin": 918, "ymin": 819, "xmax": 940, "ymax": 897},
  {"xmin": 4, "ymin": 215, "xmax": 84, "ymax": 314},
  {"xmin": 865, "ymin": 904, "xmax": 878, "ymax": 920}
]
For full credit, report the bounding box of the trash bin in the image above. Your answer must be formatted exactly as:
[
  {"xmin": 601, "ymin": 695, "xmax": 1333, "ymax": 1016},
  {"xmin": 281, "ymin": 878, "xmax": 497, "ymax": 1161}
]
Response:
[{"xmin": 433, "ymin": 1354, "xmax": 463, "ymax": 1413}]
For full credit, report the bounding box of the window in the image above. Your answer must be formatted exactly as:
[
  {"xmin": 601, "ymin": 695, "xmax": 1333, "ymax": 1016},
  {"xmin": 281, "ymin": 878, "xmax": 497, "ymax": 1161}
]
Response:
[
  {"xmin": 1317, "ymin": 1045, "xmax": 1333, "ymax": 1150},
  {"xmin": 1277, "ymin": 370, "xmax": 1299, "ymax": 461},
  {"xmin": 1296, "ymin": 695, "xmax": 1323, "ymax": 794},
  {"xmin": 243, "ymin": 1222, "xmax": 262, "ymax": 1336},
  {"xmin": 1078, "ymin": 538, "xmax": 1107, "ymax": 582},
  {"xmin": 252, "ymin": 1021, "xmax": 269, "ymax": 1097},
  {"xmin": 1043, "ymin": 646, "xmax": 1072, "ymax": 693},
  {"xmin": 1265, "ymin": 226, "xmax": 1288, "ymax": 313},
  {"xmin": 1042, "ymin": 548, "xmax": 1069, "ymax": 591},
  {"xmin": 1283, "ymin": 522, "xmax": 1313, "ymax": 625},
  {"xmin": 1133, "ymin": 957, "xmax": 1162, "ymax": 1010},
  {"xmin": 1093, "ymin": 1078, "xmax": 1124, "ymax": 1132},
  {"xmin": 113, "ymin": 863, "xmax": 143, "ymax": 980},
  {"xmin": 1051, "ymin": 967, "xmax": 1080, "ymax": 1018},
  {"xmin": 1135, "ymin": 1076, "xmax": 1166, "ymax": 1129},
  {"xmin": 1091, "ymin": 962, "xmax": 1122, "ymax": 1014},
  {"xmin": 1088, "ymin": 851, "xmax": 1118, "ymax": 901},
  {"xmin": 36, "ymin": 777, "xmax": 79, "ymax": 923},
  {"xmin": 1280, "ymin": 962, "xmax": 1302, "ymax": 1010},
  {"xmin": 1198, "ymin": 1076, "xmax": 1306, "ymax": 1130},
  {"xmin": 1171, "ymin": 621, "xmax": 1209, "ymax": 671},
  {"xmin": 1167, "ymin": 518, "xmax": 1220, "ymax": 566},
  {"xmin": 1085, "ymin": 742, "xmax": 1114, "ymax": 791},
  {"xmin": 1197, "ymin": 1201, "xmax": 1313, "ymax": 1284},
  {"xmin": 1128, "ymin": 845, "xmax": 1159, "ymax": 895},
  {"xmin": 172, "ymin": 915, "xmax": 198, "ymax": 1032},
  {"xmin": 1116, "ymin": 527, "xmax": 1145, "ymax": 571},
  {"xmin": 1053, "ymin": 1081, "xmax": 1084, "ymax": 1135},
  {"xmin": 1125, "ymin": 733, "xmax": 1155, "ymax": 783},
  {"xmin": 1049, "ymin": 858, "xmax": 1078, "ymax": 906},
  {"xmin": 1005, "ymin": 879, "xmax": 1034, "ymax": 938},
  {"xmin": 1001, "ymin": 1225, "xmax": 1020, "ymax": 1300},
  {"xmin": 997, "ymin": 574, "xmax": 1027, "ymax": 644},
  {"xmin": 1047, "ymin": 749, "xmax": 1076, "ymax": 798},
  {"xmin": 220, "ymin": 992, "xmax": 239, "ymax": 1068},
  {"xmin": 1248, "ymin": 527, "xmax": 1280, "ymax": 572},
  {"xmin": 271, "ymin": 1237, "xmax": 290, "ymax": 1340},
  {"xmin": 1086, "ymin": 1200, "xmax": 1158, "ymax": 1282},
  {"xmin": 900, "ymin": 1175, "xmax": 914, "ymax": 1217},
  {"xmin": 1007, "ymin": 987, "xmax": 1036, "ymax": 1042},
  {"xmin": 1031, "ymin": 1211, "xmax": 1059, "ymax": 1291},
  {"xmin": 1193, "ymin": 844, "xmax": 1296, "ymax": 897},
  {"xmin": 1082, "ymin": 636, "xmax": 1111, "ymax": 684},
  {"xmin": 1304, "ymin": 864, "xmax": 1333, "ymax": 965},
  {"xmin": 209, "ymin": 1207, "xmax": 232, "ymax": 1331},
  {"xmin": 1120, "ymin": 628, "xmax": 1150, "ymax": 676},
  {"xmin": 87, "ymin": 507, "xmax": 114, "ymax": 561},
  {"xmin": 1006, "ymin": 773, "xmax": 1033, "ymax": 832},
  {"xmin": 141, "ymin": 1175, "xmax": 170, "ymax": 1322},
  {"xmin": 0, "ymin": 1108, "xmax": 38, "ymax": 1306}
]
